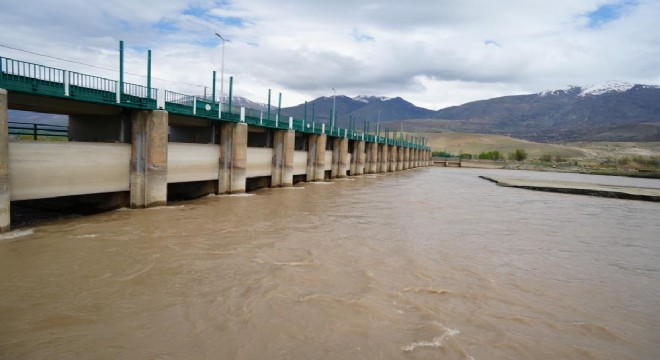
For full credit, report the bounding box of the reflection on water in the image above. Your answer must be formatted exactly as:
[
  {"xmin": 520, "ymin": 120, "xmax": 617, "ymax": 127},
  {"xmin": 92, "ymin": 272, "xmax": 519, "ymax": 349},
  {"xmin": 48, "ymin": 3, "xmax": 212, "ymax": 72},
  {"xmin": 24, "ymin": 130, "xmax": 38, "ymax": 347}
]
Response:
[{"xmin": 1, "ymin": 168, "xmax": 659, "ymax": 359}]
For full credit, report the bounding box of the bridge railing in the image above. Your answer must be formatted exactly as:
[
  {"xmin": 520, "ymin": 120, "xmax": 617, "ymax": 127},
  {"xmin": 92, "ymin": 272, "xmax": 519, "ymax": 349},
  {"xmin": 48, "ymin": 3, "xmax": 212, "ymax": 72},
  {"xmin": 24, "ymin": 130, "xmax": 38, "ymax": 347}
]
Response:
[
  {"xmin": 121, "ymin": 82, "xmax": 156, "ymax": 108},
  {"xmin": 0, "ymin": 57, "xmax": 65, "ymax": 96},
  {"xmin": 68, "ymin": 71, "xmax": 118, "ymax": 104},
  {"xmin": 8, "ymin": 122, "xmax": 68, "ymax": 140},
  {"xmin": 0, "ymin": 55, "xmax": 431, "ymax": 151}
]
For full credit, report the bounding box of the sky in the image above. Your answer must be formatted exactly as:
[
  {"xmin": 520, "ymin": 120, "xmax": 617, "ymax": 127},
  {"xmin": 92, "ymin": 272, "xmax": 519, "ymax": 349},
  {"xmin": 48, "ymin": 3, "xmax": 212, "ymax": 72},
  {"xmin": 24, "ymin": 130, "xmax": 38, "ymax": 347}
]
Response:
[{"xmin": 1, "ymin": 0, "xmax": 659, "ymax": 110}]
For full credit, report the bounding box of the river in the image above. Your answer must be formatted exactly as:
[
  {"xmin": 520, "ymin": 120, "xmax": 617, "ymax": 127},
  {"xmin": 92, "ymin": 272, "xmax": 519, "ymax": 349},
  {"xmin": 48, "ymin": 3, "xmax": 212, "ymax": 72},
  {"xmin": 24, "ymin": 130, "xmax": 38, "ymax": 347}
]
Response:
[{"xmin": 1, "ymin": 168, "xmax": 659, "ymax": 359}]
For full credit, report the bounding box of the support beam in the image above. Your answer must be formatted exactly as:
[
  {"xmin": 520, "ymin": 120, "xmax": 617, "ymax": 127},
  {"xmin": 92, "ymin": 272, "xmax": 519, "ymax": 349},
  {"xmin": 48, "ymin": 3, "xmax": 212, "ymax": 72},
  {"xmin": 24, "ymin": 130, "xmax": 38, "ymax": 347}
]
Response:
[
  {"xmin": 0, "ymin": 89, "xmax": 9, "ymax": 232},
  {"xmin": 219, "ymin": 122, "xmax": 247, "ymax": 194},
  {"xmin": 272, "ymin": 129, "xmax": 294, "ymax": 187},
  {"xmin": 130, "ymin": 110, "xmax": 168, "ymax": 208}
]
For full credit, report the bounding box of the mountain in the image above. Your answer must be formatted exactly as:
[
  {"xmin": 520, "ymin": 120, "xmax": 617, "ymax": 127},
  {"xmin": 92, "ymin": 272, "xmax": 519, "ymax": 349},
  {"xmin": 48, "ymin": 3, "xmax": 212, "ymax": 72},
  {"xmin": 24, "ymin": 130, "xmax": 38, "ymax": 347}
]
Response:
[
  {"xmin": 279, "ymin": 95, "xmax": 436, "ymax": 128},
  {"xmin": 428, "ymin": 83, "xmax": 660, "ymax": 142}
]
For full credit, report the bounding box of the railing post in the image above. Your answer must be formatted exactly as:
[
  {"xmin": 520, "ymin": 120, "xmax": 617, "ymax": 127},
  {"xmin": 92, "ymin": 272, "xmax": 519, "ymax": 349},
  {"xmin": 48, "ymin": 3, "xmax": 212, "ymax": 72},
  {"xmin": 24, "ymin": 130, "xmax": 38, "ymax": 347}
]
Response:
[
  {"xmin": 119, "ymin": 40, "xmax": 124, "ymax": 103},
  {"xmin": 304, "ymin": 101, "xmax": 307, "ymax": 122},
  {"xmin": 240, "ymin": 107, "xmax": 245, "ymax": 122},
  {"xmin": 289, "ymin": 116, "xmax": 293, "ymax": 130},
  {"xmin": 278, "ymin": 92, "xmax": 282, "ymax": 122},
  {"xmin": 212, "ymin": 71, "xmax": 216, "ymax": 103},
  {"xmin": 193, "ymin": 97, "xmax": 197, "ymax": 115},
  {"xmin": 64, "ymin": 70, "xmax": 69, "ymax": 96},
  {"xmin": 267, "ymin": 89, "xmax": 271, "ymax": 120},
  {"xmin": 33, "ymin": 123, "xmax": 37, "ymax": 140},
  {"xmin": 228, "ymin": 76, "xmax": 233, "ymax": 113},
  {"xmin": 147, "ymin": 50, "xmax": 151, "ymax": 99}
]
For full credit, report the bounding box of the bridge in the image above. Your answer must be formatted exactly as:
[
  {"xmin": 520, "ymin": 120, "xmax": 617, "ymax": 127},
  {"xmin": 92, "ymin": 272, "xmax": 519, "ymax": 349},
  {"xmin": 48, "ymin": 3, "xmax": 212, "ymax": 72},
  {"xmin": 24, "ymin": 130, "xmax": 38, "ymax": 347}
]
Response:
[{"xmin": 0, "ymin": 41, "xmax": 432, "ymax": 232}]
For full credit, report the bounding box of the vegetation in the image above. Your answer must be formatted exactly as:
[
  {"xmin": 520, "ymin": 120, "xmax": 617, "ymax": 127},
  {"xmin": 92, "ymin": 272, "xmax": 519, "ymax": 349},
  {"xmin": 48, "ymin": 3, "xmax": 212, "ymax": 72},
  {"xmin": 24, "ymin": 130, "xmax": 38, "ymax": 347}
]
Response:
[
  {"xmin": 508, "ymin": 148, "xmax": 528, "ymax": 162},
  {"xmin": 478, "ymin": 150, "xmax": 504, "ymax": 160}
]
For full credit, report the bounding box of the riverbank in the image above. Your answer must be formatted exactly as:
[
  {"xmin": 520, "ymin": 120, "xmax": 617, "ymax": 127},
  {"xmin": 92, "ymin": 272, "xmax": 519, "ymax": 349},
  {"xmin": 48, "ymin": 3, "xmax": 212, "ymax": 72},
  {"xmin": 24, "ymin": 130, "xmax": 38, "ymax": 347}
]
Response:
[{"xmin": 480, "ymin": 175, "xmax": 660, "ymax": 202}]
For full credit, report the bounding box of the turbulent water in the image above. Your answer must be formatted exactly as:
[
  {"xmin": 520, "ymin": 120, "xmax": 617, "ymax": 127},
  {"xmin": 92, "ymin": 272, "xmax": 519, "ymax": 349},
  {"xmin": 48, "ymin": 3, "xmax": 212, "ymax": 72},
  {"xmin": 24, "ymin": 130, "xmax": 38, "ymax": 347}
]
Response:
[{"xmin": 1, "ymin": 168, "xmax": 659, "ymax": 359}]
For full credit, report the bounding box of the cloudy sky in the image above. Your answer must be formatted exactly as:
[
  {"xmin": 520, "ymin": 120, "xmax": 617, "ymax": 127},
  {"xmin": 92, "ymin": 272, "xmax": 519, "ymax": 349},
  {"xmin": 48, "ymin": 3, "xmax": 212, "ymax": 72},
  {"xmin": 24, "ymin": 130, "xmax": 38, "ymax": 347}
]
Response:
[{"xmin": 1, "ymin": 0, "xmax": 659, "ymax": 109}]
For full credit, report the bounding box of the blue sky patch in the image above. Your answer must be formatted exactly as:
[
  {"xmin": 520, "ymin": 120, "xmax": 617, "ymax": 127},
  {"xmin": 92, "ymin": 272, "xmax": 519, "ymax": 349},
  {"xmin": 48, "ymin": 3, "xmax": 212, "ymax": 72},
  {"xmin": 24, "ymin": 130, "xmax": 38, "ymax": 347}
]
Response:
[
  {"xmin": 352, "ymin": 28, "xmax": 374, "ymax": 42},
  {"xmin": 586, "ymin": 1, "xmax": 638, "ymax": 27}
]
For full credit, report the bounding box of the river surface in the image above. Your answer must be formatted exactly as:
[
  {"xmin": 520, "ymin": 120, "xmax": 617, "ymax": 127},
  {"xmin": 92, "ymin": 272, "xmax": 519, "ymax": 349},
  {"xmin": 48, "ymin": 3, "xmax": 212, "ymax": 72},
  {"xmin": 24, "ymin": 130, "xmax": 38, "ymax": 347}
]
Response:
[{"xmin": 1, "ymin": 168, "xmax": 659, "ymax": 359}]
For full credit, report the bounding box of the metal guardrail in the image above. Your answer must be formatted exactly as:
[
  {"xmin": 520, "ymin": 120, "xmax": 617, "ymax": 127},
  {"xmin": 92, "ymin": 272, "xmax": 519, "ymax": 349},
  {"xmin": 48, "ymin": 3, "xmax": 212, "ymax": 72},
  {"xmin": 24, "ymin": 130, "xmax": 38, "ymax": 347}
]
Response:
[
  {"xmin": 0, "ymin": 55, "xmax": 431, "ymax": 150},
  {"xmin": 8, "ymin": 122, "xmax": 68, "ymax": 140}
]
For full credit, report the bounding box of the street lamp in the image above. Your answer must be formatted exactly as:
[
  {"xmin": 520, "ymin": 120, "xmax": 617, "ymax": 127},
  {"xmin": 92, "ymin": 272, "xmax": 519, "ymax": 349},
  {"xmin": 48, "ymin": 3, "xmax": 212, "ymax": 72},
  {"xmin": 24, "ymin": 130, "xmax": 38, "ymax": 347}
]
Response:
[
  {"xmin": 331, "ymin": 87, "xmax": 336, "ymax": 131},
  {"xmin": 215, "ymin": 32, "xmax": 230, "ymax": 104}
]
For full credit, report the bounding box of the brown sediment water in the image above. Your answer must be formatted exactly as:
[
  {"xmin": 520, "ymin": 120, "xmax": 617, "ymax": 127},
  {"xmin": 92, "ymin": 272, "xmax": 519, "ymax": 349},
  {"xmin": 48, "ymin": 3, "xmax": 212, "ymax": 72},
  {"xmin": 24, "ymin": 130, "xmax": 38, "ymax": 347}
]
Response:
[{"xmin": 1, "ymin": 168, "xmax": 659, "ymax": 359}]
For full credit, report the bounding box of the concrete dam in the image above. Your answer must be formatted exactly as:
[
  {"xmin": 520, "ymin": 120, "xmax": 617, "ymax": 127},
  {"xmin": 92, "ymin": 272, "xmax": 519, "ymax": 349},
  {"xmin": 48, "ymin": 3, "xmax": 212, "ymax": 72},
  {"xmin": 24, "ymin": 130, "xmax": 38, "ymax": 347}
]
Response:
[{"xmin": 0, "ymin": 45, "xmax": 432, "ymax": 232}]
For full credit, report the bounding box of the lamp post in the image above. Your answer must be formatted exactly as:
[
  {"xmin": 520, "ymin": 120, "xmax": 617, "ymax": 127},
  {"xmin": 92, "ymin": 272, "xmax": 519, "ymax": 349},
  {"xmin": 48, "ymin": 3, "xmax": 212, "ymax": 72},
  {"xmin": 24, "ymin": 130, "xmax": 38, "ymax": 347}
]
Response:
[
  {"xmin": 215, "ymin": 32, "xmax": 230, "ymax": 104},
  {"xmin": 331, "ymin": 87, "xmax": 336, "ymax": 131}
]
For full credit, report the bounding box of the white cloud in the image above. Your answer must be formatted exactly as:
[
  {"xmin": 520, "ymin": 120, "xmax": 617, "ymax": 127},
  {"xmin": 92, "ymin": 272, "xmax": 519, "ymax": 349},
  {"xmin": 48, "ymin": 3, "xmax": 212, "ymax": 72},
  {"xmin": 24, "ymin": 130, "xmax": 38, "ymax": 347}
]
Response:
[{"xmin": 1, "ymin": 0, "xmax": 659, "ymax": 109}]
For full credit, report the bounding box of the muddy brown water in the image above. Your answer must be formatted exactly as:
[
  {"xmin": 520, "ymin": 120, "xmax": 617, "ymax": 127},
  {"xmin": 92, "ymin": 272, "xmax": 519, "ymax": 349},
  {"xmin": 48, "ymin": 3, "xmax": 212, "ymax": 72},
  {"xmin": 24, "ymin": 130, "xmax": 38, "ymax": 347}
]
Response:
[{"xmin": 1, "ymin": 168, "xmax": 659, "ymax": 359}]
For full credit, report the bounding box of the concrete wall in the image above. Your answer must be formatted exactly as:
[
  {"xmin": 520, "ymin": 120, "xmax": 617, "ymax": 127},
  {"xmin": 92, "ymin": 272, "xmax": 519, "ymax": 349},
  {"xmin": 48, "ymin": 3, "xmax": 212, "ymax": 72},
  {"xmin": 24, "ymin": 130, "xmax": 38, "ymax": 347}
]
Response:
[
  {"xmin": 9, "ymin": 142, "xmax": 130, "ymax": 201},
  {"xmin": 247, "ymin": 147, "xmax": 273, "ymax": 178},
  {"xmin": 167, "ymin": 143, "xmax": 220, "ymax": 183},
  {"xmin": 0, "ymin": 89, "xmax": 8, "ymax": 231},
  {"xmin": 293, "ymin": 151, "xmax": 307, "ymax": 175}
]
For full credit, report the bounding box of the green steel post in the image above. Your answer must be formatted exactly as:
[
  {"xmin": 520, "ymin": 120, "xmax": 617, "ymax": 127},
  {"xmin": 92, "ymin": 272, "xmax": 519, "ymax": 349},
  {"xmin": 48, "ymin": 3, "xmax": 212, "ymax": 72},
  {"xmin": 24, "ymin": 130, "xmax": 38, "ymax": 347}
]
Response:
[
  {"xmin": 147, "ymin": 50, "xmax": 151, "ymax": 99},
  {"xmin": 267, "ymin": 89, "xmax": 271, "ymax": 120},
  {"xmin": 228, "ymin": 76, "xmax": 233, "ymax": 112},
  {"xmin": 312, "ymin": 103, "xmax": 316, "ymax": 123},
  {"xmin": 119, "ymin": 40, "xmax": 124, "ymax": 97},
  {"xmin": 304, "ymin": 101, "xmax": 307, "ymax": 122},
  {"xmin": 278, "ymin": 92, "xmax": 282, "ymax": 121},
  {"xmin": 212, "ymin": 71, "xmax": 216, "ymax": 103}
]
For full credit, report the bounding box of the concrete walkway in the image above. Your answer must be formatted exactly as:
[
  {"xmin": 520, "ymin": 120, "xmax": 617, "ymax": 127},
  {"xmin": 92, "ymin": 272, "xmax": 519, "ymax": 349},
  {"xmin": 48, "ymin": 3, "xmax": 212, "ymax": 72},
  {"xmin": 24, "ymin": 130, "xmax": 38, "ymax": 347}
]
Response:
[{"xmin": 480, "ymin": 176, "xmax": 660, "ymax": 202}]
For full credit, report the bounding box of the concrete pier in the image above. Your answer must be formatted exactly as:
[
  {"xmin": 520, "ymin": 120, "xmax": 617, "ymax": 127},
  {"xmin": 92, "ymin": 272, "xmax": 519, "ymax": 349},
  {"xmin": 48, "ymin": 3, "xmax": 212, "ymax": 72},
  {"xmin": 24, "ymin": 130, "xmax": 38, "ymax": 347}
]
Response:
[
  {"xmin": 388, "ymin": 145, "xmax": 397, "ymax": 172},
  {"xmin": 379, "ymin": 144, "xmax": 388, "ymax": 173},
  {"xmin": 314, "ymin": 134, "xmax": 327, "ymax": 181},
  {"xmin": 356, "ymin": 141, "xmax": 366, "ymax": 175},
  {"xmin": 338, "ymin": 137, "xmax": 349, "ymax": 178},
  {"xmin": 368, "ymin": 142, "xmax": 378, "ymax": 174},
  {"xmin": 331, "ymin": 137, "xmax": 340, "ymax": 178},
  {"xmin": 130, "ymin": 110, "xmax": 168, "ymax": 208},
  {"xmin": 0, "ymin": 89, "xmax": 9, "ymax": 231},
  {"xmin": 272, "ymin": 129, "xmax": 294, "ymax": 187},
  {"xmin": 219, "ymin": 122, "xmax": 248, "ymax": 194}
]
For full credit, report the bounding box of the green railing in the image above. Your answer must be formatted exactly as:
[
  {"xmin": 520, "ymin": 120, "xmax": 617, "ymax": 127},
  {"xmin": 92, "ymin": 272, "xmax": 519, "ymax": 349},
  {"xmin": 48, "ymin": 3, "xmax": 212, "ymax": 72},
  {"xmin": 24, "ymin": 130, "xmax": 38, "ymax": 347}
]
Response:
[
  {"xmin": 0, "ymin": 55, "xmax": 430, "ymax": 150},
  {"xmin": 0, "ymin": 57, "xmax": 65, "ymax": 96},
  {"xmin": 68, "ymin": 71, "xmax": 117, "ymax": 104}
]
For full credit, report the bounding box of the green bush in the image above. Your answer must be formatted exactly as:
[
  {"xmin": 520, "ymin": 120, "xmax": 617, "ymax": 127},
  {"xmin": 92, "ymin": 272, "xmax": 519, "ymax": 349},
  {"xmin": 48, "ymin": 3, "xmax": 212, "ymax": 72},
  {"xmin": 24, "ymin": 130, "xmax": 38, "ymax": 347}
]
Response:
[
  {"xmin": 539, "ymin": 154, "xmax": 552, "ymax": 162},
  {"xmin": 478, "ymin": 151, "xmax": 503, "ymax": 160}
]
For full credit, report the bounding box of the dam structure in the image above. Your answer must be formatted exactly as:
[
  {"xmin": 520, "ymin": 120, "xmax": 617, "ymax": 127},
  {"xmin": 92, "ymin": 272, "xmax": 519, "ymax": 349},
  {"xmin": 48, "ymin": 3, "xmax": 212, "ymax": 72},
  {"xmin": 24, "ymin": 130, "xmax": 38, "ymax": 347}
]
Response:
[{"xmin": 0, "ymin": 42, "xmax": 432, "ymax": 232}]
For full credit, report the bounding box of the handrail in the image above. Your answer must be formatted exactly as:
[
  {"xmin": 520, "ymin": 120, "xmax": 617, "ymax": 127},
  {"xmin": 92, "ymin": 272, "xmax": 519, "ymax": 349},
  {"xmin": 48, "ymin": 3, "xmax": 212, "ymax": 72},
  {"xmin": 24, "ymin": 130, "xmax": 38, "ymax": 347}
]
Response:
[{"xmin": 8, "ymin": 121, "xmax": 68, "ymax": 140}]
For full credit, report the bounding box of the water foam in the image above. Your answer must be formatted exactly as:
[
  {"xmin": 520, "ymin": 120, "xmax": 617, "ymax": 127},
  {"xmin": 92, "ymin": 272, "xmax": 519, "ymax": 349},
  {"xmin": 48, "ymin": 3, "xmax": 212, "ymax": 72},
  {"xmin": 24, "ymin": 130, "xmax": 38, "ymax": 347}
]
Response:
[
  {"xmin": 402, "ymin": 329, "xmax": 460, "ymax": 352},
  {"xmin": 311, "ymin": 182, "xmax": 334, "ymax": 185},
  {"xmin": 0, "ymin": 228, "xmax": 34, "ymax": 241}
]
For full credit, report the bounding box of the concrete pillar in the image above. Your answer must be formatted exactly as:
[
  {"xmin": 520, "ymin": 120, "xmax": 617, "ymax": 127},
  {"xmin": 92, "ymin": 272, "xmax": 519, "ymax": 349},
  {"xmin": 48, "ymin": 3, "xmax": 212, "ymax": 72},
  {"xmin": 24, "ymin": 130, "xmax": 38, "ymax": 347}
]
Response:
[
  {"xmin": 349, "ymin": 141, "xmax": 357, "ymax": 176},
  {"xmin": 314, "ymin": 134, "xmax": 327, "ymax": 181},
  {"xmin": 378, "ymin": 144, "xmax": 388, "ymax": 173},
  {"xmin": 368, "ymin": 142, "xmax": 378, "ymax": 174},
  {"xmin": 396, "ymin": 146, "xmax": 403, "ymax": 171},
  {"xmin": 130, "ymin": 110, "xmax": 168, "ymax": 208},
  {"xmin": 331, "ymin": 137, "xmax": 340, "ymax": 178},
  {"xmin": 389, "ymin": 145, "xmax": 397, "ymax": 172},
  {"xmin": 338, "ymin": 137, "xmax": 349, "ymax": 178},
  {"xmin": 356, "ymin": 141, "xmax": 366, "ymax": 175},
  {"xmin": 404, "ymin": 147, "xmax": 411, "ymax": 169},
  {"xmin": 219, "ymin": 122, "xmax": 247, "ymax": 194},
  {"xmin": 271, "ymin": 129, "xmax": 294, "ymax": 187},
  {"xmin": 0, "ymin": 89, "xmax": 9, "ymax": 232}
]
